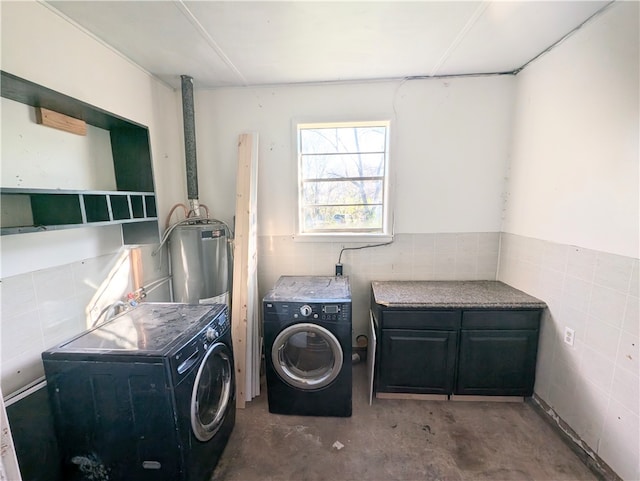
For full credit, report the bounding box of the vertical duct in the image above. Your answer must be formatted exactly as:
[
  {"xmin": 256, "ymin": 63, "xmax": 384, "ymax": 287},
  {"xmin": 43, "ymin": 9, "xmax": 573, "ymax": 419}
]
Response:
[{"xmin": 181, "ymin": 75, "xmax": 200, "ymax": 214}]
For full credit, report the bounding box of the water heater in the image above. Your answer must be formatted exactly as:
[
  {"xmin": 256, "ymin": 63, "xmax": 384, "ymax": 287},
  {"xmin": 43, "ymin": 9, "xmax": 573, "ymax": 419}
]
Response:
[{"xmin": 168, "ymin": 220, "xmax": 231, "ymax": 305}]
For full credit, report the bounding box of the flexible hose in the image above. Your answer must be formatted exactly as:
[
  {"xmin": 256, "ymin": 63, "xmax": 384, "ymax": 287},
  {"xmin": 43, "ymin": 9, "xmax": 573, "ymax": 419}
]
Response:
[{"xmin": 165, "ymin": 203, "xmax": 189, "ymax": 229}]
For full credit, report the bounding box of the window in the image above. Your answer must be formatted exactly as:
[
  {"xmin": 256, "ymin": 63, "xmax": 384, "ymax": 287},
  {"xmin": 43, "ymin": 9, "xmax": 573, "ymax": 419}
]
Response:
[{"xmin": 297, "ymin": 121, "xmax": 390, "ymax": 235}]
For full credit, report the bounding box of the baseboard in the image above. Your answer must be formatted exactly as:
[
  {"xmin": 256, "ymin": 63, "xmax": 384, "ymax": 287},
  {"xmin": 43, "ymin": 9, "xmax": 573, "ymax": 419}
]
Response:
[
  {"xmin": 376, "ymin": 392, "xmax": 448, "ymax": 401},
  {"xmin": 528, "ymin": 394, "xmax": 622, "ymax": 481},
  {"xmin": 450, "ymin": 394, "xmax": 524, "ymax": 402}
]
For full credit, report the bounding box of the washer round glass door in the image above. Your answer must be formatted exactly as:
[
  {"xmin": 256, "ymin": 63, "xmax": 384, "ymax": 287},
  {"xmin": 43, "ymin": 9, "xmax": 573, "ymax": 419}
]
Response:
[
  {"xmin": 191, "ymin": 342, "xmax": 233, "ymax": 442},
  {"xmin": 271, "ymin": 323, "xmax": 343, "ymax": 390}
]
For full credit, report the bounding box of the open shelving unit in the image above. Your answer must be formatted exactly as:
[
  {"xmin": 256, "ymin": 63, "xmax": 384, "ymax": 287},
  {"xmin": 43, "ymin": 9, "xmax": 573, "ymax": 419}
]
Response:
[
  {"xmin": 1, "ymin": 71, "xmax": 160, "ymax": 244},
  {"xmin": 0, "ymin": 187, "xmax": 157, "ymax": 235}
]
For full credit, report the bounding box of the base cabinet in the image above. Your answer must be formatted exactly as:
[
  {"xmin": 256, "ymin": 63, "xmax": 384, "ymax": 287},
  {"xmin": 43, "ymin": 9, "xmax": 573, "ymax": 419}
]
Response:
[
  {"xmin": 379, "ymin": 329, "xmax": 457, "ymax": 394},
  {"xmin": 373, "ymin": 307, "xmax": 542, "ymax": 397},
  {"xmin": 455, "ymin": 329, "xmax": 539, "ymax": 396}
]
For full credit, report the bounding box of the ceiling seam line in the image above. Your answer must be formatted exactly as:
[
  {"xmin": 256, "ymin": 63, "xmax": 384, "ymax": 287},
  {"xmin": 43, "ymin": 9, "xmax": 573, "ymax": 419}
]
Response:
[
  {"xmin": 198, "ymin": 71, "xmax": 516, "ymax": 91},
  {"xmin": 513, "ymin": 0, "xmax": 617, "ymax": 75},
  {"xmin": 173, "ymin": 0, "xmax": 249, "ymax": 86},
  {"xmin": 429, "ymin": 1, "xmax": 490, "ymax": 77}
]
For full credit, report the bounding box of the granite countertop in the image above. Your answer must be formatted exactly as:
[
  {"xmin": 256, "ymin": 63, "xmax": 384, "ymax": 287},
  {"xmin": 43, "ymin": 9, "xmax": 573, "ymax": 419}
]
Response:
[{"xmin": 371, "ymin": 281, "xmax": 546, "ymax": 309}]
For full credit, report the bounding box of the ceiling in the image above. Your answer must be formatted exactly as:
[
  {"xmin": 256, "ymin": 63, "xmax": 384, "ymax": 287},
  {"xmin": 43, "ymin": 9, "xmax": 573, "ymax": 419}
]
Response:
[{"xmin": 46, "ymin": 1, "xmax": 612, "ymax": 90}]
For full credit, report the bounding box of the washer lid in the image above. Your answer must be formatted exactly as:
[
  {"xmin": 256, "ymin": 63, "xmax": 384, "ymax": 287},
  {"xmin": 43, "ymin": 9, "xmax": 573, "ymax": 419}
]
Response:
[
  {"xmin": 53, "ymin": 303, "xmax": 223, "ymax": 353},
  {"xmin": 263, "ymin": 276, "xmax": 351, "ymax": 303}
]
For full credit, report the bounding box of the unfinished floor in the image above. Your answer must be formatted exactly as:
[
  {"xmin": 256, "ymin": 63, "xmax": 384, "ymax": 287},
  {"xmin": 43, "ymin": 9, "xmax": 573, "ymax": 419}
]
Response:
[{"xmin": 212, "ymin": 362, "xmax": 597, "ymax": 481}]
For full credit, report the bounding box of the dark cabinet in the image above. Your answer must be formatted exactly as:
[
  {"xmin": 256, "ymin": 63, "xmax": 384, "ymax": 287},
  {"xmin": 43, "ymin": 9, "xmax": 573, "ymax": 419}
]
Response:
[
  {"xmin": 371, "ymin": 281, "xmax": 545, "ymax": 399},
  {"xmin": 372, "ymin": 303, "xmax": 541, "ymax": 397},
  {"xmin": 374, "ymin": 309, "xmax": 461, "ymax": 395},
  {"xmin": 455, "ymin": 310, "xmax": 540, "ymax": 396},
  {"xmin": 456, "ymin": 329, "xmax": 539, "ymax": 396},
  {"xmin": 379, "ymin": 329, "xmax": 458, "ymax": 394}
]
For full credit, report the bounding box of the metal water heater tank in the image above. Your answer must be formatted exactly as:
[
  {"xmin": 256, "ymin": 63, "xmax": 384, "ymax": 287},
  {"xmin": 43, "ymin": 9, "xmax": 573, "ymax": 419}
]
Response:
[{"xmin": 168, "ymin": 220, "xmax": 231, "ymax": 305}]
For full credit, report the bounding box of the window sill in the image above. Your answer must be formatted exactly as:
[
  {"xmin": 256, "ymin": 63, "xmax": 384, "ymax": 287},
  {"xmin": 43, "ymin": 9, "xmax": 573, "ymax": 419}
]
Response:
[{"xmin": 293, "ymin": 233, "xmax": 394, "ymax": 243}]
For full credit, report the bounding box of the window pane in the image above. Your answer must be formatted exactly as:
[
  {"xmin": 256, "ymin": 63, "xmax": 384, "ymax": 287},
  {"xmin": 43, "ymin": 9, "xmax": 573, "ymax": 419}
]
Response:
[
  {"xmin": 301, "ymin": 153, "xmax": 385, "ymax": 179},
  {"xmin": 300, "ymin": 127, "xmax": 386, "ymax": 154},
  {"xmin": 302, "ymin": 179, "xmax": 383, "ymax": 205},
  {"xmin": 302, "ymin": 205, "xmax": 383, "ymax": 231},
  {"xmin": 298, "ymin": 122, "xmax": 389, "ymax": 235}
]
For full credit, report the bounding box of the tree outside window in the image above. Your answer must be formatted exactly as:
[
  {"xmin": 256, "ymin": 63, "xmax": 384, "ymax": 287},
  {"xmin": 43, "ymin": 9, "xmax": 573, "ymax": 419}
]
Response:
[{"xmin": 298, "ymin": 121, "xmax": 390, "ymax": 234}]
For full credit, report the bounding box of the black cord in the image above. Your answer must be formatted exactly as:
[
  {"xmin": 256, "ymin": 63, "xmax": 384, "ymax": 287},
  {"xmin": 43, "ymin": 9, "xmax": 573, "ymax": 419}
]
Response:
[{"xmin": 338, "ymin": 241, "xmax": 393, "ymax": 264}]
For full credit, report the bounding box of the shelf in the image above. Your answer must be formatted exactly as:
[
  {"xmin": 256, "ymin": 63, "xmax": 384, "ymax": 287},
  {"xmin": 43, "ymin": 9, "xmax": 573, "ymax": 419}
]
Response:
[
  {"xmin": 1, "ymin": 70, "xmax": 160, "ymax": 244},
  {"xmin": 1, "ymin": 188, "xmax": 157, "ymax": 241}
]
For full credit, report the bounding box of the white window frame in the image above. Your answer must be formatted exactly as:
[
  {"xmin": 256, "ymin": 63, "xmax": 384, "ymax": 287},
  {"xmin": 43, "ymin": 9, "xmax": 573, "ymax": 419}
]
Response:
[{"xmin": 295, "ymin": 120, "xmax": 392, "ymax": 241}]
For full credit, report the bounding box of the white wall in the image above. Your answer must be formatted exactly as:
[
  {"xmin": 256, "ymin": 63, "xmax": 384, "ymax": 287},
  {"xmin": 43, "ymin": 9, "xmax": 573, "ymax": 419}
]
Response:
[
  {"xmin": 194, "ymin": 77, "xmax": 515, "ymax": 338},
  {"xmin": 195, "ymin": 77, "xmax": 515, "ymax": 234},
  {"xmin": 0, "ymin": 97, "xmax": 124, "ymax": 278},
  {"xmin": 1, "ymin": 98, "xmax": 116, "ymax": 190},
  {"xmin": 501, "ymin": 3, "xmax": 639, "ymax": 480},
  {"xmin": 504, "ymin": 2, "xmax": 639, "ymax": 259}
]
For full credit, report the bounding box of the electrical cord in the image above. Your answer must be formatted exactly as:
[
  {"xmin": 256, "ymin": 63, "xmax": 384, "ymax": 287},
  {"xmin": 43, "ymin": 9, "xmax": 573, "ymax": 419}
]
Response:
[{"xmin": 337, "ymin": 240, "xmax": 393, "ymax": 265}]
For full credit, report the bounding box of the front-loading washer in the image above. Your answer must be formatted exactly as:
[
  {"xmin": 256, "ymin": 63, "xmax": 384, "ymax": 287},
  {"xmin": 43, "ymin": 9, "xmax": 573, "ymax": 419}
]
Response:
[
  {"xmin": 42, "ymin": 302, "xmax": 235, "ymax": 481},
  {"xmin": 263, "ymin": 276, "xmax": 352, "ymax": 417}
]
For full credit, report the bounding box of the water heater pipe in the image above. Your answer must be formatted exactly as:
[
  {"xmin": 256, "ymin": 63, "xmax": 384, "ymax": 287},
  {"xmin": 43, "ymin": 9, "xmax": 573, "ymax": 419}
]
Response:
[{"xmin": 181, "ymin": 75, "xmax": 199, "ymax": 211}]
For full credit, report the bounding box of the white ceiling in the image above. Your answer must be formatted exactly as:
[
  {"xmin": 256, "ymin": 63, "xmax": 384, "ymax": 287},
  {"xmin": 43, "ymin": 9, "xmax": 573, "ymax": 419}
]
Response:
[{"xmin": 46, "ymin": 1, "xmax": 612, "ymax": 89}]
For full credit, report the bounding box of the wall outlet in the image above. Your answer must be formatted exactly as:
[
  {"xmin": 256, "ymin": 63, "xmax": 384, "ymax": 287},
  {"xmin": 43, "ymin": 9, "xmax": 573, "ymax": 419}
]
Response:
[{"xmin": 564, "ymin": 327, "xmax": 575, "ymax": 347}]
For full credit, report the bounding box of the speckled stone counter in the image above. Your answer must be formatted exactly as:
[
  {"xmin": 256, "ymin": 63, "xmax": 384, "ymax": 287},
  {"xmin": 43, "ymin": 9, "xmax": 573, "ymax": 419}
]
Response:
[{"xmin": 371, "ymin": 280, "xmax": 546, "ymax": 309}]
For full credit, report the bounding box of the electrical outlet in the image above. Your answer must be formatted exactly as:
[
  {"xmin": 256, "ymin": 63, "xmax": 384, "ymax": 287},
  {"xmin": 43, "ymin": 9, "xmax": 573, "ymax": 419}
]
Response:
[{"xmin": 564, "ymin": 327, "xmax": 575, "ymax": 347}]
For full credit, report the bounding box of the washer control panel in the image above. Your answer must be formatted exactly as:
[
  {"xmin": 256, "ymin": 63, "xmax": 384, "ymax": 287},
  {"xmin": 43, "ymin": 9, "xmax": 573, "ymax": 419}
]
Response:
[
  {"xmin": 264, "ymin": 302, "xmax": 351, "ymax": 322},
  {"xmin": 172, "ymin": 307, "xmax": 230, "ymax": 382}
]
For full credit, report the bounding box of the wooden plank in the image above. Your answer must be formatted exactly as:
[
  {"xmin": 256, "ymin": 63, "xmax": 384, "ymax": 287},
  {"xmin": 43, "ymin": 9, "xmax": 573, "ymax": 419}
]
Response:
[
  {"xmin": 130, "ymin": 247, "xmax": 144, "ymax": 292},
  {"xmin": 246, "ymin": 135, "xmax": 260, "ymax": 399},
  {"xmin": 231, "ymin": 133, "xmax": 258, "ymax": 408},
  {"xmin": 35, "ymin": 107, "xmax": 87, "ymax": 135},
  {"xmin": 376, "ymin": 392, "xmax": 449, "ymax": 401}
]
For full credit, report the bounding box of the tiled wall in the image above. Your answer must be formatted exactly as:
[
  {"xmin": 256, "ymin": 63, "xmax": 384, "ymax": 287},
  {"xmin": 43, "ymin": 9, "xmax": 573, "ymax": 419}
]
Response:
[
  {"xmin": 257, "ymin": 232, "xmax": 500, "ymax": 340},
  {"xmin": 0, "ymin": 245, "xmax": 170, "ymax": 396},
  {"xmin": 498, "ymin": 233, "xmax": 639, "ymax": 481},
  {"xmin": 5, "ymin": 229, "xmax": 636, "ymax": 478}
]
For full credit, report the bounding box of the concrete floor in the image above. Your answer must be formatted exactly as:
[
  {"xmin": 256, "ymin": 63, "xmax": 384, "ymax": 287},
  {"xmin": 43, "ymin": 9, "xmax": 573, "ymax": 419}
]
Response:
[{"xmin": 212, "ymin": 363, "xmax": 597, "ymax": 481}]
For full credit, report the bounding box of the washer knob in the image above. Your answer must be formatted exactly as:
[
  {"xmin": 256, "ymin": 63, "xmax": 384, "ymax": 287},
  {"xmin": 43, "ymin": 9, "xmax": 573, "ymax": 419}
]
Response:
[
  {"xmin": 205, "ymin": 327, "xmax": 219, "ymax": 342},
  {"xmin": 299, "ymin": 305, "xmax": 312, "ymax": 317}
]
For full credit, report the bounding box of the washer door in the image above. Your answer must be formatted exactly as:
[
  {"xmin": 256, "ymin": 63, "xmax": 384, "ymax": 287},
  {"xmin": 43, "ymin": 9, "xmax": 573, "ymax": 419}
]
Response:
[
  {"xmin": 191, "ymin": 342, "xmax": 233, "ymax": 442},
  {"xmin": 271, "ymin": 323, "xmax": 344, "ymax": 390}
]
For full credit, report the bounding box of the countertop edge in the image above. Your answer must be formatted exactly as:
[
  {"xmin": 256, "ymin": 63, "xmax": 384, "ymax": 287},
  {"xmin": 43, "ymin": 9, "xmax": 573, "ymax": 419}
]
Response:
[{"xmin": 374, "ymin": 302, "xmax": 547, "ymax": 309}]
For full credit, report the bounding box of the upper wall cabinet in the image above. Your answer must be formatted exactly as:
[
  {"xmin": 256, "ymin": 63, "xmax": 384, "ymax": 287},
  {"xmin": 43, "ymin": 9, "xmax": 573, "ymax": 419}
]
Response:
[{"xmin": 0, "ymin": 71, "xmax": 159, "ymax": 244}]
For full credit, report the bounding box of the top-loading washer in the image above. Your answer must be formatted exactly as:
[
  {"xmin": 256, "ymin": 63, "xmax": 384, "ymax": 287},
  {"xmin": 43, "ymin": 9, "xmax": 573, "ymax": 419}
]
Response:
[
  {"xmin": 263, "ymin": 276, "xmax": 352, "ymax": 417},
  {"xmin": 41, "ymin": 302, "xmax": 235, "ymax": 481}
]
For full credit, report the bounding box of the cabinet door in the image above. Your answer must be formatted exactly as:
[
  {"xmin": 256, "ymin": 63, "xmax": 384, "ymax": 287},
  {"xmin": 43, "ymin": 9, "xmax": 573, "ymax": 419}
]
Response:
[
  {"xmin": 378, "ymin": 329, "xmax": 457, "ymax": 394},
  {"xmin": 455, "ymin": 329, "xmax": 539, "ymax": 396}
]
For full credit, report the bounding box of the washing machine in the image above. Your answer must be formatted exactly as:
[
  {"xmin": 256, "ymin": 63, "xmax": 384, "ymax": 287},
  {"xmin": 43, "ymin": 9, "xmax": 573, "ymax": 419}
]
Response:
[
  {"xmin": 263, "ymin": 276, "xmax": 352, "ymax": 417},
  {"xmin": 41, "ymin": 302, "xmax": 235, "ymax": 481}
]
